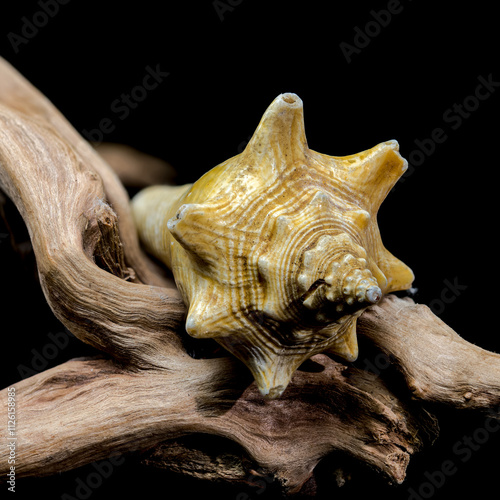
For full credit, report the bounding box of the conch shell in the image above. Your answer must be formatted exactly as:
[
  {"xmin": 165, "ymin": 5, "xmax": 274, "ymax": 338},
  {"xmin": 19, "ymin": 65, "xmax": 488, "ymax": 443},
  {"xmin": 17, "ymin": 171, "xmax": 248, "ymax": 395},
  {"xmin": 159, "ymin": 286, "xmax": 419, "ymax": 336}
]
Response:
[{"xmin": 131, "ymin": 93, "xmax": 414, "ymax": 398}]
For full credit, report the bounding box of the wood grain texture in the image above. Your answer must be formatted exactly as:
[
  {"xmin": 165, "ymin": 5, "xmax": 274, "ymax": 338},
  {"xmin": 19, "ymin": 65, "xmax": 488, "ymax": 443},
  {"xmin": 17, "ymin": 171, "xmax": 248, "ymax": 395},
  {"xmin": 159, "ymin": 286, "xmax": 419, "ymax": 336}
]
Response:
[{"xmin": 359, "ymin": 295, "xmax": 500, "ymax": 412}]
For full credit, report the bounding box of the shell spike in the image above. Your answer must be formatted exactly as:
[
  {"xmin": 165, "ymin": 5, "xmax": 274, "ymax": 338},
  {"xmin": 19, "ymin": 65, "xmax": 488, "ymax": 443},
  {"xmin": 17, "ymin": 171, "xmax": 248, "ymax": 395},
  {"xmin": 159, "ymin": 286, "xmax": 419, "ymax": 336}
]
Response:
[
  {"xmin": 377, "ymin": 249, "xmax": 415, "ymax": 293},
  {"xmin": 167, "ymin": 202, "xmax": 227, "ymax": 268},
  {"xmin": 339, "ymin": 140, "xmax": 408, "ymax": 211},
  {"xmin": 244, "ymin": 93, "xmax": 308, "ymax": 171},
  {"xmin": 247, "ymin": 351, "xmax": 304, "ymax": 399},
  {"xmin": 185, "ymin": 290, "xmax": 230, "ymax": 338},
  {"xmin": 215, "ymin": 333, "xmax": 304, "ymax": 399},
  {"xmin": 327, "ymin": 321, "xmax": 359, "ymax": 362},
  {"xmin": 344, "ymin": 209, "xmax": 371, "ymax": 231}
]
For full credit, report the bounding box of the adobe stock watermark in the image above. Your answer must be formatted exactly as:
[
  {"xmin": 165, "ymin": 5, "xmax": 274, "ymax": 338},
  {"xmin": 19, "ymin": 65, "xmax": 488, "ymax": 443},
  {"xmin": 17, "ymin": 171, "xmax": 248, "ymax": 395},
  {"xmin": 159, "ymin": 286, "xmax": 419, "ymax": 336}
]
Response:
[
  {"xmin": 427, "ymin": 277, "xmax": 467, "ymax": 317},
  {"xmin": 6, "ymin": 387, "xmax": 16, "ymax": 493},
  {"xmin": 60, "ymin": 453, "xmax": 126, "ymax": 500},
  {"xmin": 7, "ymin": 0, "xmax": 71, "ymax": 54},
  {"xmin": 81, "ymin": 64, "xmax": 169, "ymax": 146},
  {"xmin": 16, "ymin": 328, "xmax": 75, "ymax": 380},
  {"xmin": 237, "ymin": 134, "xmax": 252, "ymax": 154},
  {"xmin": 362, "ymin": 351, "xmax": 392, "ymax": 379},
  {"xmin": 396, "ymin": 73, "xmax": 499, "ymax": 190},
  {"xmin": 235, "ymin": 469, "xmax": 275, "ymax": 500},
  {"xmin": 407, "ymin": 406, "xmax": 500, "ymax": 499},
  {"xmin": 339, "ymin": 0, "xmax": 411, "ymax": 64},
  {"xmin": 213, "ymin": 0, "xmax": 244, "ymax": 22}
]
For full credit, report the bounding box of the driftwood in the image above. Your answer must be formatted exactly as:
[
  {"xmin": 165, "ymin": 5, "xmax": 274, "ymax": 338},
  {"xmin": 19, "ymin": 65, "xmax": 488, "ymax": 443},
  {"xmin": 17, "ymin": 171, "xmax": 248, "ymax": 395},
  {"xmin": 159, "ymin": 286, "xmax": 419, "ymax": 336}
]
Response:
[
  {"xmin": 94, "ymin": 142, "xmax": 177, "ymax": 188},
  {"xmin": 0, "ymin": 56, "xmax": 499, "ymax": 497}
]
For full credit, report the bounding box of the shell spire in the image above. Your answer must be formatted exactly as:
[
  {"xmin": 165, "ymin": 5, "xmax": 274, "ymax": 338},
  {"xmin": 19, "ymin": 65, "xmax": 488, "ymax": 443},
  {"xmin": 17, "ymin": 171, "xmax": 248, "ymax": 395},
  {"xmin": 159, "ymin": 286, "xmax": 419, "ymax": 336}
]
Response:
[
  {"xmin": 131, "ymin": 92, "xmax": 414, "ymax": 398},
  {"xmin": 299, "ymin": 232, "xmax": 383, "ymax": 314}
]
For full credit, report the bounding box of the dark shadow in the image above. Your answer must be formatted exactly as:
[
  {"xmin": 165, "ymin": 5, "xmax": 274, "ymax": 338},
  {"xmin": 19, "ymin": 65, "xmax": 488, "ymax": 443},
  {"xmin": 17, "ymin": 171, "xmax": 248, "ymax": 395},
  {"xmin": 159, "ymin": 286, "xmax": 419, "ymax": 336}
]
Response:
[{"xmin": 298, "ymin": 358, "xmax": 326, "ymax": 373}]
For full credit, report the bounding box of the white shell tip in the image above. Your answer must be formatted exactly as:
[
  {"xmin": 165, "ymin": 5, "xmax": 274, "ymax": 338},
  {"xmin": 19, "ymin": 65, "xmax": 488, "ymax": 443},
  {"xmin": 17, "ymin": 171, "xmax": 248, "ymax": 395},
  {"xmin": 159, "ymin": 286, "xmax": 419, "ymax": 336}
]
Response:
[
  {"xmin": 167, "ymin": 204, "xmax": 192, "ymax": 232},
  {"xmin": 342, "ymin": 349, "xmax": 358, "ymax": 363},
  {"xmin": 262, "ymin": 384, "xmax": 286, "ymax": 399},
  {"xmin": 366, "ymin": 286, "xmax": 382, "ymax": 304},
  {"xmin": 280, "ymin": 92, "xmax": 301, "ymax": 107}
]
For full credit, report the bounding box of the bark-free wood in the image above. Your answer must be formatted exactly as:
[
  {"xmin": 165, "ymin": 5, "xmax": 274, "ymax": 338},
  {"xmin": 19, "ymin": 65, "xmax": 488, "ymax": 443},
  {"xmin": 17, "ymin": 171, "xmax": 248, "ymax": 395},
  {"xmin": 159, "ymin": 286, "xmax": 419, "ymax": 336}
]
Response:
[
  {"xmin": 0, "ymin": 103, "xmax": 185, "ymax": 367},
  {"xmin": 0, "ymin": 57, "xmax": 499, "ymax": 496},
  {"xmin": 0, "ymin": 351, "xmax": 437, "ymax": 493},
  {"xmin": 359, "ymin": 296, "xmax": 500, "ymax": 413},
  {"xmin": 0, "ymin": 57, "xmax": 174, "ymax": 290},
  {"xmin": 94, "ymin": 142, "xmax": 177, "ymax": 188}
]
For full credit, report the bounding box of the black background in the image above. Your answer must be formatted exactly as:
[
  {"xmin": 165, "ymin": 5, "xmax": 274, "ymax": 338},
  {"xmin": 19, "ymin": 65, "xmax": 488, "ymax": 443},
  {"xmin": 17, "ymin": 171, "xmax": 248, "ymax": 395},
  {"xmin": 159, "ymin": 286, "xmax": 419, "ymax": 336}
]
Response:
[{"xmin": 0, "ymin": 1, "xmax": 498, "ymax": 499}]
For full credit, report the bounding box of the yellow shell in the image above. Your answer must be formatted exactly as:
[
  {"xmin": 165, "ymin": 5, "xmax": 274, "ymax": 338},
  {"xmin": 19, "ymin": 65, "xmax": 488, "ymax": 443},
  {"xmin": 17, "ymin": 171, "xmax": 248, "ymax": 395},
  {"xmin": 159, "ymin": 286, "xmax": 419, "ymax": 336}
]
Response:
[{"xmin": 131, "ymin": 93, "xmax": 414, "ymax": 398}]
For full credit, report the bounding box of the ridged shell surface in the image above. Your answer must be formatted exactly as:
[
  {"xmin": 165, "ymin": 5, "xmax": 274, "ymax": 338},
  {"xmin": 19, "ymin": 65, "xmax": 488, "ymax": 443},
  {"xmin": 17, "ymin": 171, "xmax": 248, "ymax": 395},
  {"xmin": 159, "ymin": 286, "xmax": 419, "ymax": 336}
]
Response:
[{"xmin": 131, "ymin": 93, "xmax": 414, "ymax": 398}]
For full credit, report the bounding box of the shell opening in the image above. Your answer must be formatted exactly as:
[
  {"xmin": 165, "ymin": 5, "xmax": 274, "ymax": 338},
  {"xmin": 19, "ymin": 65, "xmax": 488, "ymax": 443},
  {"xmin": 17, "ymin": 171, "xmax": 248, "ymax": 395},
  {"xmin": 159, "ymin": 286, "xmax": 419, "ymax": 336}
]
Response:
[{"xmin": 282, "ymin": 93, "xmax": 297, "ymax": 104}]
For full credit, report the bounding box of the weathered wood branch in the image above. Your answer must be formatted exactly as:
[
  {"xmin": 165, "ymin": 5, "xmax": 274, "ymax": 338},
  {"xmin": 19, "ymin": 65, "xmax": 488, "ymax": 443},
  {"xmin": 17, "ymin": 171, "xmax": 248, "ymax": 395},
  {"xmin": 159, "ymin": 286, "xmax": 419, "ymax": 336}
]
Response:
[
  {"xmin": 2, "ymin": 291, "xmax": 498, "ymax": 493},
  {"xmin": 0, "ymin": 103, "xmax": 185, "ymax": 368},
  {"xmin": 358, "ymin": 296, "xmax": 500, "ymax": 413},
  {"xmin": 0, "ymin": 56, "xmax": 174, "ymax": 290},
  {"xmin": 94, "ymin": 142, "xmax": 177, "ymax": 188},
  {"xmin": 0, "ymin": 347, "xmax": 437, "ymax": 493}
]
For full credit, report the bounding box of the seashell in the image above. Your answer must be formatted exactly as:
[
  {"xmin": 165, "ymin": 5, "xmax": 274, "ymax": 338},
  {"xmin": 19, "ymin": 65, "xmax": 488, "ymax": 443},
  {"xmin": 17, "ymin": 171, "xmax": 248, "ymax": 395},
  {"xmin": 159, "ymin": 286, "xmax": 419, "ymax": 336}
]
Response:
[{"xmin": 131, "ymin": 93, "xmax": 414, "ymax": 398}]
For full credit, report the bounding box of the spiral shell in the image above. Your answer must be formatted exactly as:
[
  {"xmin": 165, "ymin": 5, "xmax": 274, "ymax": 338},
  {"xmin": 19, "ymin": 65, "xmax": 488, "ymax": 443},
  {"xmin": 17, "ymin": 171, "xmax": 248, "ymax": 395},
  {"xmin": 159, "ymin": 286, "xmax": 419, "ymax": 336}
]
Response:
[{"xmin": 131, "ymin": 93, "xmax": 414, "ymax": 398}]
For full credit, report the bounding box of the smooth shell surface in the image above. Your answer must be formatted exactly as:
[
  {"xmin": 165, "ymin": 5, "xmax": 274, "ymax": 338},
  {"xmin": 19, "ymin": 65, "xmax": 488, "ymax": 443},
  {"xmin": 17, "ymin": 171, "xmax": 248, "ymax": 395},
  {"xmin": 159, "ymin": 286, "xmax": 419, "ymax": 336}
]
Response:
[{"xmin": 132, "ymin": 93, "xmax": 414, "ymax": 398}]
